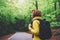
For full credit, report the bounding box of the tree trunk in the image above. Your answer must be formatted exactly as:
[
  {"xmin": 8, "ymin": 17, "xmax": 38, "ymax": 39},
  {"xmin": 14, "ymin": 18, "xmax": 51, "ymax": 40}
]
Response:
[
  {"xmin": 58, "ymin": 0, "xmax": 60, "ymax": 6},
  {"xmin": 35, "ymin": 0, "xmax": 38, "ymax": 9},
  {"xmin": 54, "ymin": 2, "xmax": 56, "ymax": 10}
]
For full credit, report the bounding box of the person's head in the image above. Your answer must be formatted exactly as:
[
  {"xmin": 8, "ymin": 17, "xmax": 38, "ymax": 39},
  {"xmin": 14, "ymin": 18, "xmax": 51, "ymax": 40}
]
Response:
[{"xmin": 31, "ymin": 9, "xmax": 41, "ymax": 18}]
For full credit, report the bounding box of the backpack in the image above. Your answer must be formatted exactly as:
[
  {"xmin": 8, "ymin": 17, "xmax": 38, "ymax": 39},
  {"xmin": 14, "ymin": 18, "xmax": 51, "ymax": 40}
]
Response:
[{"xmin": 31, "ymin": 19, "xmax": 52, "ymax": 39}]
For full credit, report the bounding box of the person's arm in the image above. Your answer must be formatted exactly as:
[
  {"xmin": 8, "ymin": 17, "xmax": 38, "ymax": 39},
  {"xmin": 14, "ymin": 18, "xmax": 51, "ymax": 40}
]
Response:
[{"xmin": 29, "ymin": 20, "xmax": 40, "ymax": 35}]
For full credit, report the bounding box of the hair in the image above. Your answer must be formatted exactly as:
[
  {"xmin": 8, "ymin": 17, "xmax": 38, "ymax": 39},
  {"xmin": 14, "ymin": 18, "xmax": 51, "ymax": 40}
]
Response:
[{"xmin": 32, "ymin": 9, "xmax": 41, "ymax": 18}]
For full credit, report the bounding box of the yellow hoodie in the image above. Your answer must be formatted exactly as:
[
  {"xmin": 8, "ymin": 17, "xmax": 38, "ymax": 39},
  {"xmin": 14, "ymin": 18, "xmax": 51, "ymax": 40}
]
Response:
[{"xmin": 29, "ymin": 17, "xmax": 41, "ymax": 40}]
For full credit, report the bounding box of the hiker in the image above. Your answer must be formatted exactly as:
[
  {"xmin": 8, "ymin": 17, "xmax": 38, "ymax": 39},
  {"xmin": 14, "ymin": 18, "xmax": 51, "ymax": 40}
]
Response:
[
  {"xmin": 28, "ymin": 9, "xmax": 41, "ymax": 40},
  {"xmin": 28, "ymin": 9, "xmax": 52, "ymax": 40}
]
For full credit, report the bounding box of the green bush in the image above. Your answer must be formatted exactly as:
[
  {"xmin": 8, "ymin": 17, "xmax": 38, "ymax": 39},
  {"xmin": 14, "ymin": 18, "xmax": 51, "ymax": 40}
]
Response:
[{"xmin": 51, "ymin": 22, "xmax": 60, "ymax": 27}]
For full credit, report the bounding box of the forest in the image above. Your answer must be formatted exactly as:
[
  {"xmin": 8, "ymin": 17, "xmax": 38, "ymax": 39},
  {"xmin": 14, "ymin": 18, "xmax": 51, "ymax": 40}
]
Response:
[{"xmin": 0, "ymin": 0, "xmax": 60, "ymax": 37}]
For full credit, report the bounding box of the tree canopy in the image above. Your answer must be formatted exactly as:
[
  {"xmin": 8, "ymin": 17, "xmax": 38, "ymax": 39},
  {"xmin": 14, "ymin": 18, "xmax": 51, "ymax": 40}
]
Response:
[{"xmin": 0, "ymin": 0, "xmax": 60, "ymax": 27}]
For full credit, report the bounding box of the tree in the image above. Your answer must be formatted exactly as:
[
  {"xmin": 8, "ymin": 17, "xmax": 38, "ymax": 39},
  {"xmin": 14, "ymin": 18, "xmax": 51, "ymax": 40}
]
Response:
[
  {"xmin": 35, "ymin": 0, "xmax": 38, "ymax": 9},
  {"xmin": 54, "ymin": 1, "xmax": 56, "ymax": 10},
  {"xmin": 58, "ymin": 0, "xmax": 60, "ymax": 6}
]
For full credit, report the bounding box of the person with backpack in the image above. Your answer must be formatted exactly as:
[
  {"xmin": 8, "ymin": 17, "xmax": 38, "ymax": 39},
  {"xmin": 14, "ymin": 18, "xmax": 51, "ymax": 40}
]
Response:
[
  {"xmin": 28, "ymin": 9, "xmax": 41, "ymax": 40},
  {"xmin": 28, "ymin": 9, "xmax": 52, "ymax": 40}
]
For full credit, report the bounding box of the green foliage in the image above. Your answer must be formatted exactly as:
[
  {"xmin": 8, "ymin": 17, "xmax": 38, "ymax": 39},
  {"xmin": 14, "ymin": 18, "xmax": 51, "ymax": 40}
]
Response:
[{"xmin": 51, "ymin": 22, "xmax": 60, "ymax": 27}]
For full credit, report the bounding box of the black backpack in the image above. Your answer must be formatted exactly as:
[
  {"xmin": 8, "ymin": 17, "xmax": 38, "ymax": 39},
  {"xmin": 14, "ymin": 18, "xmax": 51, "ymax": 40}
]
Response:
[{"xmin": 31, "ymin": 19, "xmax": 52, "ymax": 39}]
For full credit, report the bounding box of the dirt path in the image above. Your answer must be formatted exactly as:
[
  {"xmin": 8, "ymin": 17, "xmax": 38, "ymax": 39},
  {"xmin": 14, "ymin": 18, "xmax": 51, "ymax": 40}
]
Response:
[{"xmin": 0, "ymin": 28, "xmax": 60, "ymax": 40}]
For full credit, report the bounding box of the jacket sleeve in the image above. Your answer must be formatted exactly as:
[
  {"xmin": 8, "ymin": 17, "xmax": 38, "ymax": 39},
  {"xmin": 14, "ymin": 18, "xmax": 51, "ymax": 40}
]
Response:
[{"xmin": 29, "ymin": 20, "xmax": 40, "ymax": 35}]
